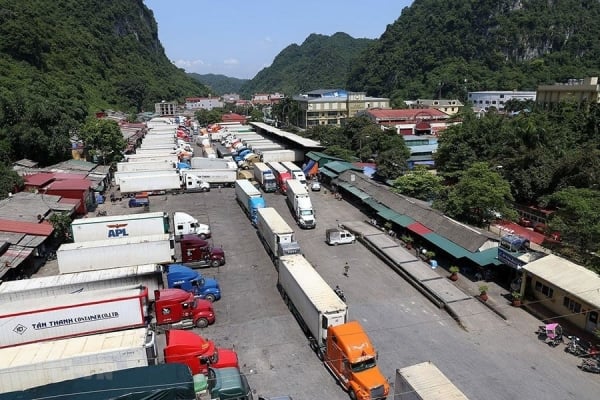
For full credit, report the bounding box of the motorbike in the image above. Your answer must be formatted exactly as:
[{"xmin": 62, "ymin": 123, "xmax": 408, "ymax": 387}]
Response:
[
  {"xmin": 334, "ymin": 285, "xmax": 346, "ymax": 302},
  {"xmin": 579, "ymin": 357, "xmax": 600, "ymax": 374},
  {"xmin": 566, "ymin": 336, "xmax": 600, "ymax": 358},
  {"xmin": 536, "ymin": 323, "xmax": 564, "ymax": 347}
]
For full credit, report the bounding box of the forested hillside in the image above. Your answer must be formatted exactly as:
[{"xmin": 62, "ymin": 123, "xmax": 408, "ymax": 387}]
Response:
[
  {"xmin": 189, "ymin": 73, "xmax": 248, "ymax": 96},
  {"xmin": 241, "ymin": 32, "xmax": 374, "ymax": 96},
  {"xmin": 348, "ymin": 0, "xmax": 600, "ymax": 104},
  {"xmin": 0, "ymin": 0, "xmax": 208, "ymax": 165}
]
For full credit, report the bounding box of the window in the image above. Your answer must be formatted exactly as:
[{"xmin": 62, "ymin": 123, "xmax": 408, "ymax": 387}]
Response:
[
  {"xmin": 534, "ymin": 281, "xmax": 554, "ymax": 298},
  {"xmin": 563, "ymin": 296, "xmax": 582, "ymax": 313}
]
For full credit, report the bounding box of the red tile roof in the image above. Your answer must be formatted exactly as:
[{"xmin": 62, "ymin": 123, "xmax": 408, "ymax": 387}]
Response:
[
  {"xmin": 368, "ymin": 108, "xmax": 450, "ymax": 121},
  {"xmin": 0, "ymin": 219, "xmax": 54, "ymax": 236},
  {"xmin": 46, "ymin": 179, "xmax": 91, "ymax": 190},
  {"xmin": 52, "ymin": 172, "xmax": 87, "ymax": 180},
  {"xmin": 23, "ymin": 173, "xmax": 55, "ymax": 187}
]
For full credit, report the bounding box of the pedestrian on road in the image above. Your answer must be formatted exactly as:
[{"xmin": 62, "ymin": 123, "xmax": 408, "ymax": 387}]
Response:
[{"xmin": 343, "ymin": 262, "xmax": 349, "ymax": 277}]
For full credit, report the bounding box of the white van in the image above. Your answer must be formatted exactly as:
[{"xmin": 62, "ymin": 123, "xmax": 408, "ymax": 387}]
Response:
[{"xmin": 325, "ymin": 228, "xmax": 356, "ymax": 245}]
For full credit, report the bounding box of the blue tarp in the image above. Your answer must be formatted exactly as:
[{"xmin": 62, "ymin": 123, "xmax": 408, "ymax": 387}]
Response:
[{"xmin": 303, "ymin": 159, "xmax": 316, "ymax": 174}]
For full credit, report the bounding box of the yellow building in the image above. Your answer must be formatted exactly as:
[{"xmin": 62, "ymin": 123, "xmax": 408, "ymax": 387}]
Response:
[{"xmin": 536, "ymin": 77, "xmax": 600, "ymax": 106}]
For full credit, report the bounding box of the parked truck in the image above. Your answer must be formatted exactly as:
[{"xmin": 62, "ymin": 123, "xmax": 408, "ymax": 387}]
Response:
[
  {"xmin": 118, "ymin": 170, "xmax": 182, "ymax": 194},
  {"xmin": 260, "ymin": 149, "xmax": 305, "ymax": 163},
  {"xmin": 268, "ymin": 161, "xmax": 292, "ymax": 193},
  {"xmin": 179, "ymin": 167, "xmax": 237, "ymax": 187},
  {"xmin": 394, "ymin": 362, "xmax": 470, "ymax": 400},
  {"xmin": 256, "ymin": 207, "xmax": 301, "ymax": 261},
  {"xmin": 281, "ymin": 161, "xmax": 308, "ymax": 186},
  {"xmin": 188, "ymin": 157, "xmax": 238, "ymax": 170},
  {"xmin": 238, "ymin": 152, "xmax": 261, "ymax": 170},
  {"xmin": 0, "ymin": 328, "xmax": 157, "ymax": 393},
  {"xmin": 235, "ymin": 179, "xmax": 266, "ymax": 225},
  {"xmin": 179, "ymin": 234, "xmax": 226, "ymax": 267},
  {"xmin": 253, "ymin": 162, "xmax": 277, "ymax": 192},
  {"xmin": 166, "ymin": 263, "xmax": 221, "ymax": 301},
  {"xmin": 116, "ymin": 160, "xmax": 176, "ymax": 172},
  {"xmin": 207, "ymin": 367, "xmax": 254, "ymax": 400},
  {"xmin": 0, "ymin": 364, "xmax": 201, "ymax": 399},
  {"xmin": 286, "ymin": 179, "xmax": 316, "ymax": 229},
  {"xmin": 164, "ymin": 329, "xmax": 239, "ymax": 376},
  {"xmin": 277, "ymin": 254, "xmax": 390, "ymax": 400},
  {"xmin": 124, "ymin": 153, "xmax": 179, "ymax": 164}
]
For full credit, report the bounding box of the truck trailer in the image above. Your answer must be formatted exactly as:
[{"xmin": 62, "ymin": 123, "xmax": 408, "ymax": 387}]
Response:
[
  {"xmin": 235, "ymin": 179, "xmax": 266, "ymax": 225},
  {"xmin": 116, "ymin": 160, "xmax": 176, "ymax": 173},
  {"xmin": 57, "ymin": 234, "xmax": 175, "ymax": 273},
  {"xmin": 0, "ymin": 285, "xmax": 149, "ymax": 348},
  {"xmin": 118, "ymin": 170, "xmax": 182, "ymax": 194},
  {"xmin": 70, "ymin": 211, "xmax": 170, "ymax": 242},
  {"xmin": 277, "ymin": 254, "xmax": 389, "ymax": 400},
  {"xmin": 286, "ymin": 179, "xmax": 316, "ymax": 229},
  {"xmin": 0, "ymin": 328, "xmax": 156, "ymax": 393},
  {"xmin": 260, "ymin": 149, "xmax": 305, "ymax": 163},
  {"xmin": 394, "ymin": 362, "xmax": 470, "ymax": 400},
  {"xmin": 253, "ymin": 162, "xmax": 277, "ymax": 192},
  {"xmin": 188, "ymin": 157, "xmax": 237, "ymax": 170},
  {"xmin": 267, "ymin": 161, "xmax": 292, "ymax": 193},
  {"xmin": 256, "ymin": 207, "xmax": 301, "ymax": 261},
  {"xmin": 179, "ymin": 168, "xmax": 237, "ymax": 187},
  {"xmin": 281, "ymin": 161, "xmax": 308, "ymax": 185},
  {"xmin": 124, "ymin": 154, "xmax": 179, "ymax": 164}
]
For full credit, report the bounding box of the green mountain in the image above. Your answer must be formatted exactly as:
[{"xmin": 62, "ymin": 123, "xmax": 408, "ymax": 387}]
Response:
[
  {"xmin": 0, "ymin": 0, "xmax": 209, "ymax": 165},
  {"xmin": 348, "ymin": 0, "xmax": 600, "ymax": 104},
  {"xmin": 188, "ymin": 73, "xmax": 248, "ymax": 96},
  {"xmin": 240, "ymin": 32, "xmax": 374, "ymax": 97}
]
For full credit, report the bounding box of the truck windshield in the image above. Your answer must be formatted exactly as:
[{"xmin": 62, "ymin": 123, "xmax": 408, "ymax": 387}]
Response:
[
  {"xmin": 351, "ymin": 357, "xmax": 377, "ymax": 373},
  {"xmin": 300, "ymin": 210, "xmax": 313, "ymax": 216}
]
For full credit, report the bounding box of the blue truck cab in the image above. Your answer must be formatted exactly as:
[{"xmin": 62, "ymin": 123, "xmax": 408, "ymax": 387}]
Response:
[{"xmin": 166, "ymin": 264, "xmax": 221, "ymax": 302}]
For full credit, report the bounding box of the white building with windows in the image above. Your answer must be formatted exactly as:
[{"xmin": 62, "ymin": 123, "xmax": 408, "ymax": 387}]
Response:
[{"xmin": 467, "ymin": 91, "xmax": 536, "ymax": 111}]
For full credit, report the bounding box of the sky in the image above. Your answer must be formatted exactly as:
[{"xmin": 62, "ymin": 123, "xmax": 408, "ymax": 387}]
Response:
[{"xmin": 143, "ymin": 0, "xmax": 413, "ymax": 80}]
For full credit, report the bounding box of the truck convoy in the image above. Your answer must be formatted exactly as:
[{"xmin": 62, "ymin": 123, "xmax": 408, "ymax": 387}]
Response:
[
  {"xmin": 394, "ymin": 362, "xmax": 470, "ymax": 400},
  {"xmin": 57, "ymin": 234, "xmax": 175, "ymax": 273},
  {"xmin": 70, "ymin": 211, "xmax": 210, "ymax": 242},
  {"xmin": 267, "ymin": 161, "xmax": 292, "ymax": 193},
  {"xmin": 253, "ymin": 162, "xmax": 277, "ymax": 192},
  {"xmin": 235, "ymin": 179, "xmax": 266, "ymax": 225},
  {"xmin": 256, "ymin": 207, "xmax": 301, "ymax": 261},
  {"xmin": 285, "ymin": 179, "xmax": 316, "ymax": 229},
  {"xmin": 277, "ymin": 254, "xmax": 390, "ymax": 400}
]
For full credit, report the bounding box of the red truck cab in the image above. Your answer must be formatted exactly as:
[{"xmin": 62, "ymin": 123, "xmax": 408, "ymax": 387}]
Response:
[
  {"xmin": 154, "ymin": 289, "xmax": 215, "ymax": 328},
  {"xmin": 180, "ymin": 235, "xmax": 226, "ymax": 267},
  {"xmin": 164, "ymin": 329, "xmax": 239, "ymax": 375}
]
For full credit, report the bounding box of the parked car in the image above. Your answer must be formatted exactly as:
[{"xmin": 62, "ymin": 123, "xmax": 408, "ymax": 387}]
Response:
[
  {"xmin": 310, "ymin": 181, "xmax": 321, "ymax": 191},
  {"xmin": 325, "ymin": 228, "xmax": 355, "ymax": 245}
]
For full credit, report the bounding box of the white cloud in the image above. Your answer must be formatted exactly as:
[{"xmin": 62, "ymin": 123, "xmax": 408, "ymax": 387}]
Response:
[
  {"xmin": 173, "ymin": 59, "xmax": 206, "ymax": 69},
  {"xmin": 223, "ymin": 58, "xmax": 239, "ymax": 66},
  {"xmin": 263, "ymin": 36, "xmax": 273, "ymax": 43}
]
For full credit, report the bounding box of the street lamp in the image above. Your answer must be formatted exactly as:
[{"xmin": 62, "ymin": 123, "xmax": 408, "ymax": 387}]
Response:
[{"xmin": 359, "ymin": 135, "xmax": 370, "ymax": 161}]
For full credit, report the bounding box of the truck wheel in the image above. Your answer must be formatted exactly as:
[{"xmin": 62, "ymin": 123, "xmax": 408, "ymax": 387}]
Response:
[
  {"xmin": 316, "ymin": 347, "xmax": 324, "ymax": 361},
  {"xmin": 211, "ymin": 259, "xmax": 221, "ymax": 268},
  {"xmin": 204, "ymin": 294, "xmax": 216, "ymax": 302},
  {"xmin": 195, "ymin": 318, "xmax": 209, "ymax": 328},
  {"xmin": 199, "ymin": 233, "xmax": 207, "ymax": 240},
  {"xmin": 348, "ymin": 389, "xmax": 357, "ymax": 400},
  {"xmin": 201, "ymin": 187, "xmax": 209, "ymax": 192}
]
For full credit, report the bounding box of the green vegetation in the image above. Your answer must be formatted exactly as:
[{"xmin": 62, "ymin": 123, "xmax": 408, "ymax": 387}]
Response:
[
  {"xmin": 77, "ymin": 118, "xmax": 126, "ymax": 165},
  {"xmin": 392, "ymin": 166, "xmax": 443, "ymax": 202},
  {"xmin": 189, "ymin": 73, "xmax": 249, "ymax": 96}
]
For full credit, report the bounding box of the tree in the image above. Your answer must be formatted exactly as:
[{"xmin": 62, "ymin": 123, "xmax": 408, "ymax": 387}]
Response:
[
  {"xmin": 0, "ymin": 162, "xmax": 24, "ymax": 199},
  {"xmin": 195, "ymin": 109, "xmax": 224, "ymax": 126},
  {"xmin": 441, "ymin": 162, "xmax": 517, "ymax": 227},
  {"xmin": 392, "ymin": 165, "xmax": 443, "ymax": 202},
  {"xmin": 77, "ymin": 117, "xmax": 125, "ymax": 165},
  {"xmin": 49, "ymin": 212, "xmax": 73, "ymax": 243},
  {"xmin": 373, "ymin": 133, "xmax": 410, "ymax": 181}
]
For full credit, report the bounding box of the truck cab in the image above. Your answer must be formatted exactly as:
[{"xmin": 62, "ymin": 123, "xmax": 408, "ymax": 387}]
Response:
[
  {"xmin": 323, "ymin": 321, "xmax": 390, "ymax": 400},
  {"xmin": 179, "ymin": 234, "xmax": 226, "ymax": 267},
  {"xmin": 183, "ymin": 174, "xmax": 211, "ymax": 192},
  {"xmin": 164, "ymin": 329, "xmax": 239, "ymax": 376},
  {"xmin": 173, "ymin": 212, "xmax": 211, "ymax": 239},
  {"xmin": 207, "ymin": 367, "xmax": 253, "ymax": 400},
  {"xmin": 166, "ymin": 263, "xmax": 221, "ymax": 302},
  {"xmin": 153, "ymin": 288, "xmax": 215, "ymax": 329},
  {"xmin": 128, "ymin": 195, "xmax": 150, "ymax": 208}
]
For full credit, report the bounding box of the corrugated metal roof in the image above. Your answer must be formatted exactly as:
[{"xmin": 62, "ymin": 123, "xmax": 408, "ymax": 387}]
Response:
[
  {"xmin": 422, "ymin": 233, "xmax": 470, "ymax": 259},
  {"xmin": 407, "ymin": 222, "xmax": 433, "ymax": 235},
  {"xmin": 47, "ymin": 179, "xmax": 91, "ymax": 190},
  {"xmin": 338, "ymin": 182, "xmax": 370, "ymax": 200},
  {"xmin": 523, "ymin": 254, "xmax": 600, "ymax": 308},
  {"xmin": 23, "ymin": 173, "xmax": 55, "ymax": 186},
  {"xmin": 0, "ymin": 219, "xmax": 53, "ymax": 236}
]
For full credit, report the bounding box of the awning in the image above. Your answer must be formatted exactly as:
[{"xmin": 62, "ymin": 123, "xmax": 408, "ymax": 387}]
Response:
[
  {"xmin": 319, "ymin": 168, "xmax": 338, "ymax": 178},
  {"xmin": 363, "ymin": 197, "xmax": 388, "ymax": 213},
  {"xmin": 467, "ymin": 248, "xmax": 503, "ymax": 267},
  {"xmin": 338, "ymin": 182, "xmax": 370, "ymax": 200},
  {"xmin": 407, "ymin": 222, "xmax": 432, "ymax": 235},
  {"xmin": 377, "ymin": 208, "xmax": 398, "ymax": 221},
  {"xmin": 422, "ymin": 232, "xmax": 469, "ymax": 259},
  {"xmin": 391, "ymin": 213, "xmax": 415, "ymax": 227}
]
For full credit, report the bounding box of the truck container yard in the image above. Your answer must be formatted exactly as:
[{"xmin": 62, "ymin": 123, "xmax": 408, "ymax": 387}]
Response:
[
  {"xmin": 394, "ymin": 362, "xmax": 470, "ymax": 400},
  {"xmin": 0, "ymin": 328, "xmax": 156, "ymax": 393},
  {"xmin": 235, "ymin": 179, "xmax": 266, "ymax": 224},
  {"xmin": 260, "ymin": 149, "xmax": 305, "ymax": 163},
  {"xmin": 256, "ymin": 207, "xmax": 301, "ymax": 261},
  {"xmin": 253, "ymin": 162, "xmax": 277, "ymax": 192},
  {"xmin": 277, "ymin": 254, "xmax": 389, "ymax": 400},
  {"xmin": 57, "ymin": 234, "xmax": 174, "ymax": 273},
  {"xmin": 286, "ymin": 179, "xmax": 316, "ymax": 229},
  {"xmin": 0, "ymin": 285, "xmax": 149, "ymax": 348},
  {"xmin": 118, "ymin": 170, "xmax": 182, "ymax": 194},
  {"xmin": 267, "ymin": 161, "xmax": 292, "ymax": 193}
]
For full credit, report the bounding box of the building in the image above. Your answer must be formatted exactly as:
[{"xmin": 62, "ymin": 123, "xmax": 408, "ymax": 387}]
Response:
[
  {"xmin": 359, "ymin": 108, "xmax": 452, "ymax": 136},
  {"xmin": 467, "ymin": 91, "xmax": 536, "ymax": 111},
  {"xmin": 292, "ymin": 89, "xmax": 389, "ymax": 129},
  {"xmin": 155, "ymin": 101, "xmax": 178, "ymax": 116},
  {"xmin": 222, "ymin": 112, "xmax": 247, "ymax": 124},
  {"xmin": 222, "ymin": 93, "xmax": 240, "ymax": 104},
  {"xmin": 536, "ymin": 77, "xmax": 600, "ymax": 107},
  {"xmin": 410, "ymin": 99, "xmax": 464, "ymax": 115},
  {"xmin": 251, "ymin": 93, "xmax": 285, "ymax": 106},
  {"xmin": 184, "ymin": 97, "xmax": 224, "ymax": 111}
]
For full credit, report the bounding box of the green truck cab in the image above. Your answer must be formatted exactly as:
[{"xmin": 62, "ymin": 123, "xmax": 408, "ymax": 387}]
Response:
[{"xmin": 207, "ymin": 367, "xmax": 253, "ymax": 400}]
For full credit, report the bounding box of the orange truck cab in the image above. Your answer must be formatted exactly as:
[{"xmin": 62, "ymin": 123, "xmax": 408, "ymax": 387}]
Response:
[
  {"xmin": 164, "ymin": 329, "xmax": 238, "ymax": 375},
  {"xmin": 323, "ymin": 321, "xmax": 390, "ymax": 400},
  {"xmin": 154, "ymin": 288, "xmax": 215, "ymax": 329}
]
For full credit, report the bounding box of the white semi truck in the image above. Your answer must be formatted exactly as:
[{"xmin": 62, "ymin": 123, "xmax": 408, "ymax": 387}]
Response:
[
  {"xmin": 277, "ymin": 254, "xmax": 348, "ymax": 352},
  {"xmin": 259, "ymin": 149, "xmax": 305, "ymax": 163},
  {"xmin": 118, "ymin": 170, "xmax": 181, "ymax": 194},
  {"xmin": 253, "ymin": 162, "xmax": 277, "ymax": 192},
  {"xmin": 179, "ymin": 168, "xmax": 237, "ymax": 187},
  {"xmin": 0, "ymin": 328, "xmax": 156, "ymax": 393},
  {"xmin": 189, "ymin": 157, "xmax": 237, "ymax": 170},
  {"xmin": 124, "ymin": 154, "xmax": 179, "ymax": 164},
  {"xmin": 394, "ymin": 362, "xmax": 470, "ymax": 400},
  {"xmin": 0, "ymin": 285, "xmax": 149, "ymax": 348},
  {"xmin": 286, "ymin": 179, "xmax": 316, "ymax": 229},
  {"xmin": 281, "ymin": 161, "xmax": 308, "ymax": 185},
  {"xmin": 57, "ymin": 234, "xmax": 175, "ymax": 274},
  {"xmin": 256, "ymin": 207, "xmax": 301, "ymax": 262},
  {"xmin": 234, "ymin": 179, "xmax": 266, "ymax": 225},
  {"xmin": 116, "ymin": 160, "xmax": 176, "ymax": 172}
]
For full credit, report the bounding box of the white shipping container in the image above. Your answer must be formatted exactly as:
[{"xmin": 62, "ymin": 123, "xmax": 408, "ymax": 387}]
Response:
[
  {"xmin": 394, "ymin": 362, "xmax": 470, "ymax": 400},
  {"xmin": 278, "ymin": 254, "xmax": 347, "ymax": 345},
  {"xmin": 0, "ymin": 264, "xmax": 164, "ymax": 302},
  {"xmin": 259, "ymin": 149, "xmax": 304, "ymax": 163},
  {"xmin": 190, "ymin": 157, "xmax": 237, "ymax": 169},
  {"xmin": 256, "ymin": 207, "xmax": 297, "ymax": 257},
  {"xmin": 124, "ymin": 154, "xmax": 179, "ymax": 164},
  {"xmin": 116, "ymin": 160, "xmax": 176, "ymax": 173},
  {"xmin": 118, "ymin": 171, "xmax": 181, "ymax": 193},
  {"xmin": 70, "ymin": 212, "xmax": 169, "ymax": 242},
  {"xmin": 181, "ymin": 168, "xmax": 237, "ymax": 186},
  {"xmin": 0, "ymin": 328, "xmax": 155, "ymax": 393},
  {"xmin": 0, "ymin": 286, "xmax": 148, "ymax": 348},
  {"xmin": 57, "ymin": 234, "xmax": 174, "ymax": 274},
  {"xmin": 235, "ymin": 179, "xmax": 262, "ymax": 216}
]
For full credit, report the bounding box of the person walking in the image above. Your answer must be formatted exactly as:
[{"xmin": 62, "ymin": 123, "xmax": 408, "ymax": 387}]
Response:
[{"xmin": 343, "ymin": 262, "xmax": 349, "ymax": 277}]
